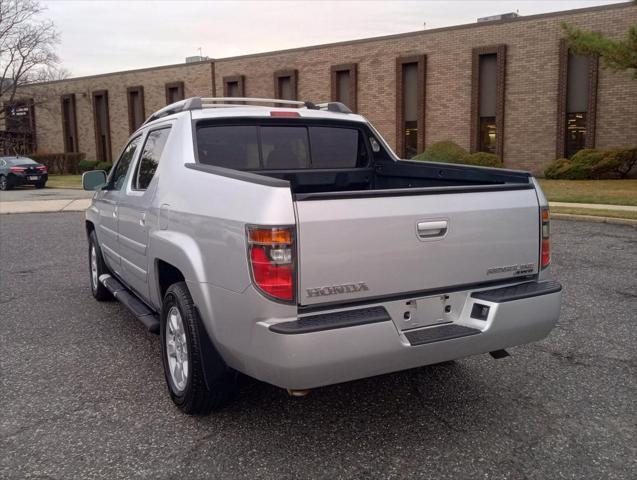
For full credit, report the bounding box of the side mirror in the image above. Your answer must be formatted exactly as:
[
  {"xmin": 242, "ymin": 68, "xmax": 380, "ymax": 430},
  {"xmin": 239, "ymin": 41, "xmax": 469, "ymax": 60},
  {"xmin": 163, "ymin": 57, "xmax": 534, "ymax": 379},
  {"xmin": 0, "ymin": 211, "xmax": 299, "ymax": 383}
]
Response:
[{"xmin": 82, "ymin": 170, "xmax": 107, "ymax": 191}]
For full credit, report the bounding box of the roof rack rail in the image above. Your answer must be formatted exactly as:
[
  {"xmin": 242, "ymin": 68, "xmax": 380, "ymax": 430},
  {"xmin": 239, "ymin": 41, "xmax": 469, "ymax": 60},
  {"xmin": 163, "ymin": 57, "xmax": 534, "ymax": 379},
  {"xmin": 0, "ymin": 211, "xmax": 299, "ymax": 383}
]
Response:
[
  {"xmin": 315, "ymin": 102, "xmax": 352, "ymax": 114},
  {"xmin": 143, "ymin": 97, "xmax": 203, "ymax": 125},
  {"xmin": 143, "ymin": 97, "xmax": 351, "ymax": 125},
  {"xmin": 201, "ymin": 97, "xmax": 313, "ymax": 107}
]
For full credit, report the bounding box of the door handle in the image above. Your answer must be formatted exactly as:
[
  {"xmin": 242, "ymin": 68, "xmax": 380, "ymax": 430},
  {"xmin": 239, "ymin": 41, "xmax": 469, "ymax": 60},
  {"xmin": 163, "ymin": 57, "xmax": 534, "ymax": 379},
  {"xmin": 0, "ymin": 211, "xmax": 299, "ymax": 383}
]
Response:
[
  {"xmin": 139, "ymin": 212, "xmax": 146, "ymax": 227},
  {"xmin": 417, "ymin": 220, "xmax": 448, "ymax": 238},
  {"xmin": 112, "ymin": 206, "xmax": 118, "ymax": 219}
]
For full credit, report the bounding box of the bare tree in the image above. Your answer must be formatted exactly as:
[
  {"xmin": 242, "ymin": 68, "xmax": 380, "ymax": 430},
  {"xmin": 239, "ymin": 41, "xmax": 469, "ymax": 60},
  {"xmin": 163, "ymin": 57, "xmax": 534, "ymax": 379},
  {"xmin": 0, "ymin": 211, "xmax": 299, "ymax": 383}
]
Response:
[{"xmin": 0, "ymin": 0, "xmax": 66, "ymax": 153}]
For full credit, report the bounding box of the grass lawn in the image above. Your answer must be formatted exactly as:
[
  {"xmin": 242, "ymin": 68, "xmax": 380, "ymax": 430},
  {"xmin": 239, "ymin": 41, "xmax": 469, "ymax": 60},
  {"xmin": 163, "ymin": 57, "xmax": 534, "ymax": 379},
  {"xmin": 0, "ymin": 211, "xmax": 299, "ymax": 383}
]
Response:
[
  {"xmin": 46, "ymin": 174, "xmax": 82, "ymax": 189},
  {"xmin": 538, "ymin": 179, "xmax": 637, "ymax": 206}
]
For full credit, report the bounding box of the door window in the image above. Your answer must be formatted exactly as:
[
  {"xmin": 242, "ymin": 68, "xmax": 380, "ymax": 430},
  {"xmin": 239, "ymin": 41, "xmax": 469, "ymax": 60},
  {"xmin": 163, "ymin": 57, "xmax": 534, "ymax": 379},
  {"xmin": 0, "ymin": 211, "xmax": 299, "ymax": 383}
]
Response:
[
  {"xmin": 134, "ymin": 127, "xmax": 171, "ymax": 190},
  {"xmin": 109, "ymin": 136, "xmax": 141, "ymax": 190}
]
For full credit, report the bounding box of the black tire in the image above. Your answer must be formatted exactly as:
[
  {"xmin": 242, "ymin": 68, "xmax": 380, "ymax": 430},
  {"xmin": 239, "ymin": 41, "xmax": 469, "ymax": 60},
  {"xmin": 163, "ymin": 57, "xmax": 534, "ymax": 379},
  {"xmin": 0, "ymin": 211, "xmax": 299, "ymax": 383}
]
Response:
[
  {"xmin": 161, "ymin": 282, "xmax": 238, "ymax": 414},
  {"xmin": 35, "ymin": 181, "xmax": 46, "ymax": 189},
  {"xmin": 0, "ymin": 175, "xmax": 11, "ymax": 191},
  {"xmin": 88, "ymin": 230, "xmax": 113, "ymax": 301}
]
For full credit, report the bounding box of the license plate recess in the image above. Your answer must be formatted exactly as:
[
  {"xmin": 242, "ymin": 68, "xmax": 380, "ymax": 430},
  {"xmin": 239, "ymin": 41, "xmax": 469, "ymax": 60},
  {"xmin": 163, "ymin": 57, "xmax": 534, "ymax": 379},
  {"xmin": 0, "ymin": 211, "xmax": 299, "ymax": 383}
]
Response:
[{"xmin": 398, "ymin": 295, "xmax": 449, "ymax": 331}]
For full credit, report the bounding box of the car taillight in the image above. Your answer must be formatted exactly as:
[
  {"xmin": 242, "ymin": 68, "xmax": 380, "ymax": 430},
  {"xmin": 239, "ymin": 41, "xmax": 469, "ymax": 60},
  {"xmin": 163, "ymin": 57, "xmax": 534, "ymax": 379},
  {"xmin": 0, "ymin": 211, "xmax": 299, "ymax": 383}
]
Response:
[
  {"xmin": 37, "ymin": 165, "xmax": 47, "ymax": 172},
  {"xmin": 540, "ymin": 207, "xmax": 550, "ymax": 269},
  {"xmin": 9, "ymin": 167, "xmax": 25, "ymax": 173},
  {"xmin": 247, "ymin": 226, "xmax": 295, "ymax": 302}
]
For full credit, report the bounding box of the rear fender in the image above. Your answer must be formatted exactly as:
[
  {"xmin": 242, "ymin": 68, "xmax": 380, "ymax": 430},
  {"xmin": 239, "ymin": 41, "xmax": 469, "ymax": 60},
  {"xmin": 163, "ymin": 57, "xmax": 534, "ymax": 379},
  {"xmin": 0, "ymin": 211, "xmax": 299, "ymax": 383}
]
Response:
[{"xmin": 150, "ymin": 230, "xmax": 205, "ymax": 309}]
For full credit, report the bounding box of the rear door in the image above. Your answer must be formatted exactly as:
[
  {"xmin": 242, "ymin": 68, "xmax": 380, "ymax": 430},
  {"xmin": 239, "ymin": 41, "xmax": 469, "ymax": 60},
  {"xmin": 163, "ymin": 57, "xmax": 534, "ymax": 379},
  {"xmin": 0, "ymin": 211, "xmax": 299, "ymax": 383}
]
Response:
[
  {"xmin": 94, "ymin": 136, "xmax": 142, "ymax": 274},
  {"xmin": 295, "ymin": 187, "xmax": 540, "ymax": 306},
  {"xmin": 117, "ymin": 126, "xmax": 171, "ymax": 302}
]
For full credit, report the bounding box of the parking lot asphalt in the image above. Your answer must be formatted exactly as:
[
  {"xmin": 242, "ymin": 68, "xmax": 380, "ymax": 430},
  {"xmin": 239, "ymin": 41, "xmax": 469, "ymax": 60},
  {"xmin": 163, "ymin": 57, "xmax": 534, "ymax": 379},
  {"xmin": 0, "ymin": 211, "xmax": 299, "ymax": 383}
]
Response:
[
  {"xmin": 0, "ymin": 187, "xmax": 92, "ymax": 203},
  {"xmin": 1, "ymin": 213, "xmax": 635, "ymax": 479}
]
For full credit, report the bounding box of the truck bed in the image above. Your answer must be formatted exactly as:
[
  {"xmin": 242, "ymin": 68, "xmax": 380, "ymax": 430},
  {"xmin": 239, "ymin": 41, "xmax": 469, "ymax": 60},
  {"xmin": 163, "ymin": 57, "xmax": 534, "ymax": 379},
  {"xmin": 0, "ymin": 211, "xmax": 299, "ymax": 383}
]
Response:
[{"xmin": 249, "ymin": 159, "xmax": 532, "ymax": 198}]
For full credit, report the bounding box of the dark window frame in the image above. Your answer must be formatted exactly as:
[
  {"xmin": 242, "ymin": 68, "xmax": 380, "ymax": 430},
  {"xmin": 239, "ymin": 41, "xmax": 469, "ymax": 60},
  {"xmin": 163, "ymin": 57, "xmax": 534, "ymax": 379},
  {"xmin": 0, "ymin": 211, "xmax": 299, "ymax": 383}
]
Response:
[
  {"xmin": 61, "ymin": 94, "xmax": 79, "ymax": 153},
  {"xmin": 92, "ymin": 90, "xmax": 112, "ymax": 162},
  {"xmin": 273, "ymin": 69, "xmax": 298, "ymax": 100},
  {"xmin": 165, "ymin": 81, "xmax": 185, "ymax": 104},
  {"xmin": 126, "ymin": 86, "xmax": 146, "ymax": 134},
  {"xmin": 395, "ymin": 55, "xmax": 426, "ymax": 158},
  {"xmin": 223, "ymin": 75, "xmax": 245, "ymax": 98},
  {"xmin": 330, "ymin": 63, "xmax": 358, "ymax": 112},
  {"xmin": 132, "ymin": 126, "xmax": 172, "ymax": 191},
  {"xmin": 556, "ymin": 38, "xmax": 599, "ymax": 158},
  {"xmin": 470, "ymin": 44, "xmax": 506, "ymax": 158}
]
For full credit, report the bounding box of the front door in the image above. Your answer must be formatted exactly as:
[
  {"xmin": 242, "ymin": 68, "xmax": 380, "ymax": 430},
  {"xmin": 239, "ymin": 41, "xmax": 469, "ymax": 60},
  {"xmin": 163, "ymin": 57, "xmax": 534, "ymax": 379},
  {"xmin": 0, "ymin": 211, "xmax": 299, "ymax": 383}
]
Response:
[
  {"xmin": 95, "ymin": 136, "xmax": 142, "ymax": 277},
  {"xmin": 117, "ymin": 126, "xmax": 172, "ymax": 303}
]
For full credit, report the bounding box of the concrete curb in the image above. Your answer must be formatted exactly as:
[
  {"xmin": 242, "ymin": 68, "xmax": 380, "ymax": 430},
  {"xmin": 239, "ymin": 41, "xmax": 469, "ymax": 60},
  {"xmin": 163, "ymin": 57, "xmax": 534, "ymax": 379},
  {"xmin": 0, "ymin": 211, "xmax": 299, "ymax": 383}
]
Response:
[
  {"xmin": 552, "ymin": 213, "xmax": 637, "ymax": 227},
  {"xmin": 549, "ymin": 201, "xmax": 637, "ymax": 212},
  {"xmin": 0, "ymin": 198, "xmax": 91, "ymax": 215}
]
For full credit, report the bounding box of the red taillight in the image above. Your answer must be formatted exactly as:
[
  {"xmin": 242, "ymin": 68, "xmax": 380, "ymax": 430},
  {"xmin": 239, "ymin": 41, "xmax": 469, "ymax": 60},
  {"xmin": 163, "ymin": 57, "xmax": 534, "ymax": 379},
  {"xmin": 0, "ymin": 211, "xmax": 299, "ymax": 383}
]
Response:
[
  {"xmin": 247, "ymin": 226, "xmax": 295, "ymax": 302},
  {"xmin": 540, "ymin": 207, "xmax": 551, "ymax": 269},
  {"xmin": 270, "ymin": 111, "xmax": 300, "ymax": 117},
  {"xmin": 10, "ymin": 167, "xmax": 25, "ymax": 173},
  {"xmin": 37, "ymin": 165, "xmax": 47, "ymax": 172}
]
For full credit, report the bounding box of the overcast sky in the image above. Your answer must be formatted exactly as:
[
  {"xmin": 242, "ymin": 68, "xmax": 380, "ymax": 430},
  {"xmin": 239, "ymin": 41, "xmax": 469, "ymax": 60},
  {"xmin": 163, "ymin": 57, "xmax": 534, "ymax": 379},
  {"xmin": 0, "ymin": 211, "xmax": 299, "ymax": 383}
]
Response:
[{"xmin": 43, "ymin": 0, "xmax": 621, "ymax": 77}]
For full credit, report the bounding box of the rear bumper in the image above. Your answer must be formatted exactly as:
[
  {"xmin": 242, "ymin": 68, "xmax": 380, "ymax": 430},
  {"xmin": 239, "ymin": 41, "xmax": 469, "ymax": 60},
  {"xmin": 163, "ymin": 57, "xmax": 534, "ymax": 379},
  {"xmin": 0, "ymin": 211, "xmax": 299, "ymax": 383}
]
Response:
[
  {"xmin": 193, "ymin": 280, "xmax": 562, "ymax": 390},
  {"xmin": 9, "ymin": 173, "xmax": 47, "ymax": 186}
]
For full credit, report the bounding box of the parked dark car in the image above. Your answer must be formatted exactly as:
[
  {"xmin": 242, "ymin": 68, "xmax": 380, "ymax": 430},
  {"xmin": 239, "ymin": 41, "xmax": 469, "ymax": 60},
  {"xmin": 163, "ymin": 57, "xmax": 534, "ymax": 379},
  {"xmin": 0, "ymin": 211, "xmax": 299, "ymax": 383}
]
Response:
[{"xmin": 0, "ymin": 156, "xmax": 48, "ymax": 190}]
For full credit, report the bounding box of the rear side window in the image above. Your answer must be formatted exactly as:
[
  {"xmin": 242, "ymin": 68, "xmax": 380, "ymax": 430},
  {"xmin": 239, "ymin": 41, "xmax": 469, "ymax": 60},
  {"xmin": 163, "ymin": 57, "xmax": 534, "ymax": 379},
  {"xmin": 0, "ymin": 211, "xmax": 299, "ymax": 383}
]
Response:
[
  {"xmin": 134, "ymin": 127, "xmax": 171, "ymax": 190},
  {"xmin": 197, "ymin": 123, "xmax": 366, "ymax": 170}
]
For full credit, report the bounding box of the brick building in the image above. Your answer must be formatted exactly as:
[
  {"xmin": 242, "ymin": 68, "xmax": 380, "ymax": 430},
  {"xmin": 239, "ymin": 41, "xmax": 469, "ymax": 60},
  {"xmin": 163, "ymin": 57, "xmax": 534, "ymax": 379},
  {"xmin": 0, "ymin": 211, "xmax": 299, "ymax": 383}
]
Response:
[{"xmin": 7, "ymin": 1, "xmax": 637, "ymax": 174}]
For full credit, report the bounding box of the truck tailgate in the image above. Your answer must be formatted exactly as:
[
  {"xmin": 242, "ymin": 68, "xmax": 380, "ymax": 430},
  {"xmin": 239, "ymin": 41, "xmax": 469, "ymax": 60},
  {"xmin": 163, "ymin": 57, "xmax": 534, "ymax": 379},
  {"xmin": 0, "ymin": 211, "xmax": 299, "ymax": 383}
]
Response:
[{"xmin": 295, "ymin": 187, "xmax": 540, "ymax": 306}]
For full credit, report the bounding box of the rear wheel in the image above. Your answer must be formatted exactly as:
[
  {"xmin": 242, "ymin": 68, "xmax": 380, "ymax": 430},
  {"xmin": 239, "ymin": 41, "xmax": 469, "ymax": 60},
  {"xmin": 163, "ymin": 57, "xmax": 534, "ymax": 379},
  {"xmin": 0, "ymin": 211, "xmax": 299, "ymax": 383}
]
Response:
[
  {"xmin": 0, "ymin": 175, "xmax": 10, "ymax": 191},
  {"xmin": 35, "ymin": 181, "xmax": 46, "ymax": 189},
  {"xmin": 161, "ymin": 282, "xmax": 238, "ymax": 414},
  {"xmin": 88, "ymin": 230, "xmax": 113, "ymax": 301}
]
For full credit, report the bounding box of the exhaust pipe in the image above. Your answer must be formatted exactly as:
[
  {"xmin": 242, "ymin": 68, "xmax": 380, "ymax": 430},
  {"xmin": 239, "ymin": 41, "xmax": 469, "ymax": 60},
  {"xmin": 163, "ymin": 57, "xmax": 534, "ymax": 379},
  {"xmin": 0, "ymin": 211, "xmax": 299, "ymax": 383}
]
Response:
[{"xmin": 287, "ymin": 388, "xmax": 311, "ymax": 397}]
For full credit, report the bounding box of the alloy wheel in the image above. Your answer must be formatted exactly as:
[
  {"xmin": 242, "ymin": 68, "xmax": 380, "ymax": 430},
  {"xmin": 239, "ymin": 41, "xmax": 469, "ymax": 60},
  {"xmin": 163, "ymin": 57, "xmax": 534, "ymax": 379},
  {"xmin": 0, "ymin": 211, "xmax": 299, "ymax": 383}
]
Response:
[{"xmin": 165, "ymin": 306, "xmax": 189, "ymax": 392}]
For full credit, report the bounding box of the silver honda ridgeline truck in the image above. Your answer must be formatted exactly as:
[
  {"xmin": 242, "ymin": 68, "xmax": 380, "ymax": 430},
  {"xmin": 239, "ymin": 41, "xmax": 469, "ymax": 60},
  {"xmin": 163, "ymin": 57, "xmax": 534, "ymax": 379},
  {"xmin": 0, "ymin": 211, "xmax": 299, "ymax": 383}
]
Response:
[{"xmin": 83, "ymin": 97, "xmax": 562, "ymax": 414}]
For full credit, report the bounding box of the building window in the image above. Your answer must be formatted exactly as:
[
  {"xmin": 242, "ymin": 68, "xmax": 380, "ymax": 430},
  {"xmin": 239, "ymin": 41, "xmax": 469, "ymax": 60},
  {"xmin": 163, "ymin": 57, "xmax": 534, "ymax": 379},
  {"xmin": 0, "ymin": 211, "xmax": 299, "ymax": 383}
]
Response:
[
  {"xmin": 396, "ymin": 55, "xmax": 426, "ymax": 158},
  {"xmin": 223, "ymin": 75, "xmax": 245, "ymax": 103},
  {"xmin": 165, "ymin": 81, "xmax": 185, "ymax": 104},
  {"xmin": 92, "ymin": 90, "xmax": 112, "ymax": 162},
  {"xmin": 330, "ymin": 63, "xmax": 357, "ymax": 112},
  {"xmin": 3, "ymin": 98, "xmax": 36, "ymax": 153},
  {"xmin": 127, "ymin": 86, "xmax": 145, "ymax": 134},
  {"xmin": 471, "ymin": 45, "xmax": 506, "ymax": 158},
  {"xmin": 273, "ymin": 70, "xmax": 298, "ymax": 101},
  {"xmin": 5, "ymin": 99, "xmax": 35, "ymax": 133},
  {"xmin": 557, "ymin": 39, "xmax": 598, "ymax": 158},
  {"xmin": 61, "ymin": 94, "xmax": 78, "ymax": 152}
]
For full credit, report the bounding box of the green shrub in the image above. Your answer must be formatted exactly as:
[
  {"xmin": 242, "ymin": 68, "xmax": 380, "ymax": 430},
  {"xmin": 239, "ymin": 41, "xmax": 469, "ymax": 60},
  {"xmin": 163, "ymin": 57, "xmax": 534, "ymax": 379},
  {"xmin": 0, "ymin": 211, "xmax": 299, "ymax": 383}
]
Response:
[
  {"xmin": 412, "ymin": 140, "xmax": 468, "ymax": 164},
  {"xmin": 29, "ymin": 152, "xmax": 86, "ymax": 174},
  {"xmin": 78, "ymin": 159, "xmax": 99, "ymax": 173},
  {"xmin": 466, "ymin": 152, "xmax": 503, "ymax": 168},
  {"xmin": 544, "ymin": 147, "xmax": 637, "ymax": 179},
  {"xmin": 544, "ymin": 158, "xmax": 573, "ymax": 179},
  {"xmin": 96, "ymin": 161, "xmax": 113, "ymax": 173},
  {"xmin": 413, "ymin": 141, "xmax": 503, "ymax": 168},
  {"xmin": 594, "ymin": 148, "xmax": 637, "ymax": 178}
]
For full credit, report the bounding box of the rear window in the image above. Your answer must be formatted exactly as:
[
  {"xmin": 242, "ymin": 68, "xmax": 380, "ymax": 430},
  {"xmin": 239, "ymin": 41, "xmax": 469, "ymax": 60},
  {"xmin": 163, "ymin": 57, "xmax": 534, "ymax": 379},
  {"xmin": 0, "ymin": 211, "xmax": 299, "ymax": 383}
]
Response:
[
  {"xmin": 197, "ymin": 123, "xmax": 367, "ymax": 170},
  {"xmin": 7, "ymin": 158, "xmax": 37, "ymax": 165}
]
